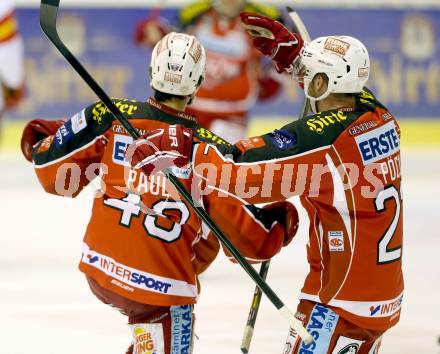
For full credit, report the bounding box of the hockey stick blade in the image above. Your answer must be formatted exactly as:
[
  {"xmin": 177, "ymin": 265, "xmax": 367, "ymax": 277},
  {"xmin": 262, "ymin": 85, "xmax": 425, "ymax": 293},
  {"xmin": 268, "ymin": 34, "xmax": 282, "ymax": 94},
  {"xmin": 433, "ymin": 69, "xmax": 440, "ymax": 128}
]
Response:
[{"xmin": 39, "ymin": 0, "xmax": 313, "ymax": 345}]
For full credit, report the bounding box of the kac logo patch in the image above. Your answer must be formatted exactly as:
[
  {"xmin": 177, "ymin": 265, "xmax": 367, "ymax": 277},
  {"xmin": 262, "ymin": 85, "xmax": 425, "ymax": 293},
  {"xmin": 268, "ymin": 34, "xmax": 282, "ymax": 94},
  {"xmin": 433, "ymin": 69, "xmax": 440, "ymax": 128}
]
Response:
[
  {"xmin": 270, "ymin": 129, "xmax": 297, "ymax": 150},
  {"xmin": 328, "ymin": 231, "xmax": 344, "ymax": 252}
]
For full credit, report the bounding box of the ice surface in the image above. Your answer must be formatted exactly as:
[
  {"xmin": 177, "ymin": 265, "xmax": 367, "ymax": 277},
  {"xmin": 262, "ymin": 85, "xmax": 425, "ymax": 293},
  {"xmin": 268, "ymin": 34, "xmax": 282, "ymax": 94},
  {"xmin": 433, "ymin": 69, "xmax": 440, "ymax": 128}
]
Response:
[{"xmin": 0, "ymin": 148, "xmax": 439, "ymax": 354}]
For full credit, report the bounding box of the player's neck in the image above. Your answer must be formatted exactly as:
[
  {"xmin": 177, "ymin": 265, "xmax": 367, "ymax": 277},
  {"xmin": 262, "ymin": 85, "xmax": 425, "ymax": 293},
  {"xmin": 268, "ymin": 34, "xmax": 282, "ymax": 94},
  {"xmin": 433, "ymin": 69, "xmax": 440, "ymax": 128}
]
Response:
[
  {"xmin": 317, "ymin": 95, "xmax": 356, "ymax": 113},
  {"xmin": 160, "ymin": 98, "xmax": 189, "ymax": 113}
]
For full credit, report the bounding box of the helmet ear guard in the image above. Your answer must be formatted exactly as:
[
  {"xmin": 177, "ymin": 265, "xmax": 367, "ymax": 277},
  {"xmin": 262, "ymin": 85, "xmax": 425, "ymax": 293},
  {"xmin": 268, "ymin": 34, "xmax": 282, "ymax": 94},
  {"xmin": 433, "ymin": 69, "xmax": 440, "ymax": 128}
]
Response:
[{"xmin": 299, "ymin": 36, "xmax": 370, "ymax": 113}]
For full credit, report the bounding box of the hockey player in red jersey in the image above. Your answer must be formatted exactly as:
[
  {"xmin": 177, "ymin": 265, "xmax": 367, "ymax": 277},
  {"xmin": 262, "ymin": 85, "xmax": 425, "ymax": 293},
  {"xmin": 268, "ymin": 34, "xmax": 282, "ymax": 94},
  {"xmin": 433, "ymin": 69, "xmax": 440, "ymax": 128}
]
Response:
[
  {"xmin": 128, "ymin": 13, "xmax": 403, "ymax": 354},
  {"xmin": 135, "ymin": 0, "xmax": 284, "ymax": 142},
  {"xmin": 0, "ymin": 0, "xmax": 25, "ymax": 134},
  {"xmin": 20, "ymin": 32, "xmax": 299, "ymax": 354}
]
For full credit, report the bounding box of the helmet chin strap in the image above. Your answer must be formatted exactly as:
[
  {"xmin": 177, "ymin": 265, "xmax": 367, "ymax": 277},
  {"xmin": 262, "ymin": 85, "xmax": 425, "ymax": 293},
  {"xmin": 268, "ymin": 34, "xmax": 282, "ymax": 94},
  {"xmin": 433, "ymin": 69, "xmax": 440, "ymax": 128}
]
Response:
[
  {"xmin": 309, "ymin": 99, "xmax": 319, "ymax": 114},
  {"xmin": 305, "ymin": 85, "xmax": 332, "ymax": 114}
]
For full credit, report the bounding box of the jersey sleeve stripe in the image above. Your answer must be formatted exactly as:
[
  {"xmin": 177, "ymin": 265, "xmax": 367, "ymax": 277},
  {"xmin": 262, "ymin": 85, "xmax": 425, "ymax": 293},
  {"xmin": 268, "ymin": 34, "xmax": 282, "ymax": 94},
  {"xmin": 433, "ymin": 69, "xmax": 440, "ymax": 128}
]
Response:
[{"xmin": 34, "ymin": 135, "xmax": 104, "ymax": 168}]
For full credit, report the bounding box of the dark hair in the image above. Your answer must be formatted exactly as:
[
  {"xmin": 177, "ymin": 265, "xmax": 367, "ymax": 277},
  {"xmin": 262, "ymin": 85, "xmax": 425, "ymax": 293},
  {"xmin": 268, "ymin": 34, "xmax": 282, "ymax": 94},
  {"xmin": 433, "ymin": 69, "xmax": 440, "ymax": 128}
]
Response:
[{"xmin": 153, "ymin": 89, "xmax": 187, "ymax": 103}]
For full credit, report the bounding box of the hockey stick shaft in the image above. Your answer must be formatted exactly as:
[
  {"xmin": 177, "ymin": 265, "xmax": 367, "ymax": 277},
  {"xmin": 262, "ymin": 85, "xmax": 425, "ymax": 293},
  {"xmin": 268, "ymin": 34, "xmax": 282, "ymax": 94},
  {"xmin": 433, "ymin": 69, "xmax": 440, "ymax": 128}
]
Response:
[
  {"xmin": 39, "ymin": 0, "xmax": 312, "ymax": 345},
  {"xmin": 240, "ymin": 8, "xmax": 313, "ymax": 351},
  {"xmin": 240, "ymin": 260, "xmax": 270, "ymax": 353},
  {"xmin": 287, "ymin": 6, "xmax": 312, "ymax": 118}
]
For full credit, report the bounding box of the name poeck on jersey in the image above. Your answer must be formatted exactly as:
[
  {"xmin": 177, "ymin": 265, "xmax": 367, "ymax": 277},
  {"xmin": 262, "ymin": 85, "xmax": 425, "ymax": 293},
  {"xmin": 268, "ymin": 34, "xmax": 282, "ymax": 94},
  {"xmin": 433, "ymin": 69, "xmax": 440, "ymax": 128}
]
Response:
[{"xmin": 355, "ymin": 121, "xmax": 400, "ymax": 165}]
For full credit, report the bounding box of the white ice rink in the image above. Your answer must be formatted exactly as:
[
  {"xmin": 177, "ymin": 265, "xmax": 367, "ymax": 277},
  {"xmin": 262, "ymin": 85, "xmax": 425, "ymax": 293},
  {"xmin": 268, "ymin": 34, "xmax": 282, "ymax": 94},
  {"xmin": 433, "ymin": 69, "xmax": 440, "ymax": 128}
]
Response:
[{"xmin": 1, "ymin": 148, "xmax": 439, "ymax": 354}]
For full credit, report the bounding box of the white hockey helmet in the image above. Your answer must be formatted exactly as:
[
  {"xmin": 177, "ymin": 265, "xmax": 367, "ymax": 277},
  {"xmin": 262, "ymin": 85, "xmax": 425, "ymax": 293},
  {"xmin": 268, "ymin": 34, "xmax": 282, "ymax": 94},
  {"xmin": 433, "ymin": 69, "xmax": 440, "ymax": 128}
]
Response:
[
  {"xmin": 150, "ymin": 32, "xmax": 206, "ymax": 96},
  {"xmin": 300, "ymin": 36, "xmax": 370, "ymax": 112}
]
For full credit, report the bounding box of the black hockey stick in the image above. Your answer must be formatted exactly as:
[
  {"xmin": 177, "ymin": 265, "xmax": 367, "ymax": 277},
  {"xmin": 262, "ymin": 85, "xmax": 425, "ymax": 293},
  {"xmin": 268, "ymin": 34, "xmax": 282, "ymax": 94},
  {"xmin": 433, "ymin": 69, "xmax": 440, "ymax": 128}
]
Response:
[
  {"xmin": 39, "ymin": 0, "xmax": 312, "ymax": 344},
  {"xmin": 287, "ymin": 6, "xmax": 312, "ymax": 118},
  {"xmin": 240, "ymin": 7, "xmax": 313, "ymax": 352},
  {"xmin": 240, "ymin": 260, "xmax": 270, "ymax": 353}
]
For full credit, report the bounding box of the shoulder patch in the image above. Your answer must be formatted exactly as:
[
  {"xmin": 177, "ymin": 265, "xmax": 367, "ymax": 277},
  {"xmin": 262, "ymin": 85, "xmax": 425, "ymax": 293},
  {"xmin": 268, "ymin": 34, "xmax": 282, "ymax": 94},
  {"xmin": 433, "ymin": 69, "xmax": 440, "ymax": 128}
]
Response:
[
  {"xmin": 236, "ymin": 136, "xmax": 266, "ymax": 153},
  {"xmin": 269, "ymin": 129, "xmax": 297, "ymax": 150},
  {"xmin": 71, "ymin": 109, "xmax": 87, "ymax": 133}
]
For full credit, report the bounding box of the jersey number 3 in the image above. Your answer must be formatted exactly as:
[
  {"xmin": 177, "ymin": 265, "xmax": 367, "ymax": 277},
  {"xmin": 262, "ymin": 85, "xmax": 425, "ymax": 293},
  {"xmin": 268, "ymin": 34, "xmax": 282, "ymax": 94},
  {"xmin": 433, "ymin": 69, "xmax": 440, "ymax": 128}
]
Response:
[{"xmin": 375, "ymin": 185, "xmax": 402, "ymax": 264}]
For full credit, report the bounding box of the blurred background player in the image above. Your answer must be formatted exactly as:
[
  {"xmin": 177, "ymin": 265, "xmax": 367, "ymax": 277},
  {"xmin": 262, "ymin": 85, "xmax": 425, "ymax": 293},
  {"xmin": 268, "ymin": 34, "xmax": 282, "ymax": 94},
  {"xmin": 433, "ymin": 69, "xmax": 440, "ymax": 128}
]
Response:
[
  {"xmin": 0, "ymin": 0, "xmax": 25, "ymax": 139},
  {"xmin": 20, "ymin": 32, "xmax": 297, "ymax": 354},
  {"xmin": 134, "ymin": 0, "xmax": 284, "ymax": 142},
  {"xmin": 128, "ymin": 13, "xmax": 404, "ymax": 354}
]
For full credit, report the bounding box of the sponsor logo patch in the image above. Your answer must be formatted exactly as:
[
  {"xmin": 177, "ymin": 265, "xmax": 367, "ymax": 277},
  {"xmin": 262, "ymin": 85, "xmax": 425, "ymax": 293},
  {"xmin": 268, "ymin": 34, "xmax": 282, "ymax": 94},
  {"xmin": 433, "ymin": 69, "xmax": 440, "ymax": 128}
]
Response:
[
  {"xmin": 91, "ymin": 99, "xmax": 138, "ymax": 124},
  {"xmin": 83, "ymin": 250, "xmax": 173, "ymax": 294},
  {"xmin": 196, "ymin": 127, "xmax": 230, "ymax": 146},
  {"xmin": 131, "ymin": 324, "xmax": 165, "ymax": 354},
  {"xmin": 171, "ymin": 305, "xmax": 193, "ymax": 354},
  {"xmin": 369, "ymin": 295, "xmax": 403, "ymax": 317},
  {"xmin": 348, "ymin": 120, "xmax": 378, "ymax": 136},
  {"xmin": 355, "ymin": 121, "xmax": 400, "ymax": 165},
  {"xmin": 70, "ymin": 109, "xmax": 87, "ymax": 133},
  {"xmin": 170, "ymin": 166, "xmax": 191, "ymax": 179},
  {"xmin": 270, "ymin": 129, "xmax": 297, "ymax": 150},
  {"xmin": 306, "ymin": 111, "xmax": 348, "ymax": 134},
  {"xmin": 358, "ymin": 67, "xmax": 369, "ymax": 78},
  {"xmin": 328, "ymin": 231, "xmax": 344, "ymax": 252},
  {"xmin": 169, "ymin": 63, "xmax": 183, "ymax": 72},
  {"xmin": 164, "ymin": 72, "xmax": 183, "ymax": 84},
  {"xmin": 54, "ymin": 121, "xmax": 74, "ymax": 146},
  {"xmin": 381, "ymin": 112, "xmax": 393, "ymax": 122},
  {"xmin": 236, "ymin": 136, "xmax": 266, "ymax": 153},
  {"xmin": 189, "ymin": 38, "xmax": 202, "ymax": 63},
  {"xmin": 338, "ymin": 343, "xmax": 360, "ymax": 354},
  {"xmin": 113, "ymin": 134, "xmax": 133, "ymax": 167},
  {"xmin": 323, "ymin": 37, "xmax": 351, "ymax": 56},
  {"xmin": 300, "ymin": 303, "xmax": 338, "ymax": 353},
  {"xmin": 37, "ymin": 135, "xmax": 54, "ymax": 153},
  {"xmin": 332, "ymin": 336, "xmax": 364, "ymax": 354}
]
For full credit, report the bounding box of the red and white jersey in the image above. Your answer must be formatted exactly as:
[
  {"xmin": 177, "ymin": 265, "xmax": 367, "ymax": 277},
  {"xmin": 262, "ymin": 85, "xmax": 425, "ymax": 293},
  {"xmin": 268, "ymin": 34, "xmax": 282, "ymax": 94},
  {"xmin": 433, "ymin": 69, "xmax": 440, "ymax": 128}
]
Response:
[
  {"xmin": 179, "ymin": 1, "xmax": 282, "ymax": 124},
  {"xmin": 186, "ymin": 11, "xmax": 259, "ymax": 120},
  {"xmin": 0, "ymin": 0, "xmax": 25, "ymax": 110},
  {"xmin": 31, "ymin": 98, "xmax": 288, "ymax": 307},
  {"xmin": 192, "ymin": 89, "xmax": 404, "ymax": 331}
]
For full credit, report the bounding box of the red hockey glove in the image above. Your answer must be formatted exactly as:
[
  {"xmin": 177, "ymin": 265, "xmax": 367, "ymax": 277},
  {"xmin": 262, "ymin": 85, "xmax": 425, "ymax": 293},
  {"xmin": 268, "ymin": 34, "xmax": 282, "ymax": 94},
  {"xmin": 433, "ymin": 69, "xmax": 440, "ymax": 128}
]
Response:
[
  {"xmin": 21, "ymin": 119, "xmax": 66, "ymax": 162},
  {"xmin": 126, "ymin": 125, "xmax": 193, "ymax": 176},
  {"xmin": 240, "ymin": 12, "xmax": 304, "ymax": 74},
  {"xmin": 263, "ymin": 201, "xmax": 299, "ymax": 246},
  {"xmin": 134, "ymin": 17, "xmax": 171, "ymax": 48}
]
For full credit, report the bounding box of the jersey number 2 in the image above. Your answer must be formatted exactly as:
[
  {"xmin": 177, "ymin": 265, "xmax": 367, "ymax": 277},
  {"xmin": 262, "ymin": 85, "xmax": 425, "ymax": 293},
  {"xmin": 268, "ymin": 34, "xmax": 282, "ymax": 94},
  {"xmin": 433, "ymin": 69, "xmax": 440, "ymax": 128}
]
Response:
[{"xmin": 375, "ymin": 185, "xmax": 402, "ymax": 264}]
